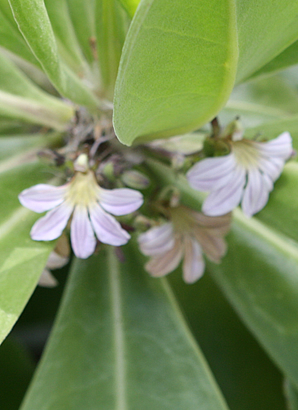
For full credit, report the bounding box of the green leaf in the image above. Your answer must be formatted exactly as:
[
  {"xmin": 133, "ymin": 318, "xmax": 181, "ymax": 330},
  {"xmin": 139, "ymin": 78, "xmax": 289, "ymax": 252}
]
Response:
[
  {"xmin": 0, "ymin": 51, "xmax": 74, "ymax": 129},
  {"xmin": 0, "ymin": 162, "xmax": 56, "ymax": 343},
  {"xmin": 208, "ymin": 211, "xmax": 298, "ymax": 388},
  {"xmin": 169, "ymin": 272, "xmax": 286, "ymax": 410},
  {"xmin": 222, "ymin": 71, "xmax": 298, "ymax": 128},
  {"xmin": 235, "ymin": 0, "xmax": 298, "ymax": 83},
  {"xmin": 248, "ymin": 42, "xmax": 298, "ymax": 80},
  {"xmin": 0, "ymin": 3, "xmax": 39, "ymax": 66},
  {"xmin": 21, "ymin": 245, "xmax": 230, "ymax": 410},
  {"xmin": 285, "ymin": 381, "xmax": 298, "ymax": 410},
  {"xmin": 95, "ymin": 0, "xmax": 129, "ymax": 100},
  {"xmin": 66, "ymin": 0, "xmax": 96, "ymax": 63},
  {"xmin": 113, "ymin": 0, "xmax": 238, "ymax": 145},
  {"xmin": 8, "ymin": 0, "xmax": 99, "ymax": 109},
  {"xmin": 117, "ymin": 0, "xmax": 140, "ymax": 17},
  {"xmin": 44, "ymin": 0, "xmax": 89, "ymax": 73},
  {"xmin": 255, "ymin": 163, "xmax": 298, "ymax": 243},
  {"xmin": 0, "ymin": 337, "xmax": 34, "ymax": 410},
  {"xmin": 0, "ymin": 132, "xmax": 59, "ymax": 162},
  {"xmin": 146, "ymin": 159, "xmax": 298, "ymax": 388}
]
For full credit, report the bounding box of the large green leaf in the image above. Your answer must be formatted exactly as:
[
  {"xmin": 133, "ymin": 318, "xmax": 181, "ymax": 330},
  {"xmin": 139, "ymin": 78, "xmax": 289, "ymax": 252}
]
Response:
[
  {"xmin": 222, "ymin": 71, "xmax": 298, "ymax": 128},
  {"xmin": 95, "ymin": 0, "xmax": 129, "ymax": 100},
  {"xmin": 113, "ymin": 0, "xmax": 238, "ymax": 145},
  {"xmin": 235, "ymin": 0, "xmax": 298, "ymax": 83},
  {"xmin": 0, "ymin": 162, "xmax": 56, "ymax": 344},
  {"xmin": 249, "ymin": 42, "xmax": 298, "ymax": 80},
  {"xmin": 44, "ymin": 0, "xmax": 88, "ymax": 73},
  {"xmin": 0, "ymin": 3, "xmax": 39, "ymax": 66},
  {"xmin": 169, "ymin": 271, "xmax": 286, "ymax": 410},
  {"xmin": 21, "ymin": 245, "xmax": 230, "ymax": 410},
  {"xmin": 208, "ymin": 212, "xmax": 298, "ymax": 388},
  {"xmin": 66, "ymin": 0, "xmax": 96, "ymax": 63},
  {"xmin": 8, "ymin": 0, "xmax": 99, "ymax": 109}
]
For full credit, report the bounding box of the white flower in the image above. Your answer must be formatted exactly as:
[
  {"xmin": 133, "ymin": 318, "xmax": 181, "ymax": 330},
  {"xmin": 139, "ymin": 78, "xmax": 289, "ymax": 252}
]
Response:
[
  {"xmin": 186, "ymin": 132, "xmax": 293, "ymax": 217},
  {"xmin": 19, "ymin": 155, "xmax": 143, "ymax": 259},
  {"xmin": 138, "ymin": 206, "xmax": 230, "ymax": 283}
]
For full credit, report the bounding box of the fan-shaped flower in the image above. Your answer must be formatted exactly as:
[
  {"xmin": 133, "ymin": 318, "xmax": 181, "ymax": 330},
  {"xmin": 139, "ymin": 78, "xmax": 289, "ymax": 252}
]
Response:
[
  {"xmin": 187, "ymin": 132, "xmax": 293, "ymax": 217},
  {"xmin": 138, "ymin": 206, "xmax": 231, "ymax": 283},
  {"xmin": 19, "ymin": 155, "xmax": 143, "ymax": 259}
]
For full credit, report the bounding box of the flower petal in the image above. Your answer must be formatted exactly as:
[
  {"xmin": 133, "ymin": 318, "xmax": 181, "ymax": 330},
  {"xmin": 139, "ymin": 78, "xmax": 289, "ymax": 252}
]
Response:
[
  {"xmin": 89, "ymin": 203, "xmax": 130, "ymax": 246},
  {"xmin": 31, "ymin": 202, "xmax": 73, "ymax": 241},
  {"xmin": 256, "ymin": 132, "xmax": 293, "ymax": 160},
  {"xmin": 19, "ymin": 184, "xmax": 67, "ymax": 213},
  {"xmin": 99, "ymin": 187, "xmax": 143, "ymax": 216},
  {"xmin": 145, "ymin": 237, "xmax": 183, "ymax": 277},
  {"xmin": 187, "ymin": 154, "xmax": 236, "ymax": 192},
  {"xmin": 193, "ymin": 229, "xmax": 227, "ymax": 263},
  {"xmin": 38, "ymin": 269, "xmax": 58, "ymax": 287},
  {"xmin": 138, "ymin": 223, "xmax": 175, "ymax": 256},
  {"xmin": 71, "ymin": 205, "xmax": 96, "ymax": 259},
  {"xmin": 202, "ymin": 166, "xmax": 246, "ymax": 216},
  {"xmin": 46, "ymin": 251, "xmax": 69, "ymax": 269},
  {"xmin": 183, "ymin": 236, "xmax": 205, "ymax": 283},
  {"xmin": 241, "ymin": 169, "xmax": 270, "ymax": 217},
  {"xmin": 190, "ymin": 210, "xmax": 231, "ymax": 235},
  {"xmin": 258, "ymin": 156, "xmax": 284, "ymax": 181}
]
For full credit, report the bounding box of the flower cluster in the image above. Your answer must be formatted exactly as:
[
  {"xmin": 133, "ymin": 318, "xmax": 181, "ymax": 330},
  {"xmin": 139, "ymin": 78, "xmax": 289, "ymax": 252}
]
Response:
[{"xmin": 19, "ymin": 119, "xmax": 293, "ymax": 284}]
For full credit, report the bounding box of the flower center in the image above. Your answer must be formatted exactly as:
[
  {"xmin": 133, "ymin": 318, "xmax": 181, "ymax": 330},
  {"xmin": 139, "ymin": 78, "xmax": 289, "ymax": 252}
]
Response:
[
  {"xmin": 65, "ymin": 170, "xmax": 100, "ymax": 207},
  {"xmin": 170, "ymin": 207, "xmax": 195, "ymax": 234},
  {"xmin": 232, "ymin": 140, "xmax": 260, "ymax": 170}
]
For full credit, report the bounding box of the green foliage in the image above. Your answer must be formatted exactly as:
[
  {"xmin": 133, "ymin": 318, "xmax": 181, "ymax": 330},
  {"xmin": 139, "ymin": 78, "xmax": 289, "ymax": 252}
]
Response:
[
  {"xmin": 0, "ymin": 0, "xmax": 298, "ymax": 407},
  {"xmin": 21, "ymin": 246, "xmax": 229, "ymax": 410},
  {"xmin": 8, "ymin": 0, "xmax": 99, "ymax": 108},
  {"xmin": 113, "ymin": 0, "xmax": 238, "ymax": 145}
]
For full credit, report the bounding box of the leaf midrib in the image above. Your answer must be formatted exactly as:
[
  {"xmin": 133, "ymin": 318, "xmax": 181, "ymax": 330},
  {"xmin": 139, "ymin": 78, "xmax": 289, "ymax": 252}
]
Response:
[{"xmin": 108, "ymin": 246, "xmax": 127, "ymax": 410}]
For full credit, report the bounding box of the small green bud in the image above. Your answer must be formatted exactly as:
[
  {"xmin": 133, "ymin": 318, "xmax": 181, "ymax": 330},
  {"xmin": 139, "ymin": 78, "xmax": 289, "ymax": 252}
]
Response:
[{"xmin": 121, "ymin": 170, "xmax": 150, "ymax": 189}]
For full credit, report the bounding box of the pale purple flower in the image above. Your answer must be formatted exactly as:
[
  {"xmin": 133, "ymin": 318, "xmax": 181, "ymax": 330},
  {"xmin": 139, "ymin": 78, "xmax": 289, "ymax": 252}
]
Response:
[
  {"xmin": 187, "ymin": 132, "xmax": 293, "ymax": 217},
  {"xmin": 138, "ymin": 207, "xmax": 231, "ymax": 283},
  {"xmin": 19, "ymin": 155, "xmax": 143, "ymax": 259}
]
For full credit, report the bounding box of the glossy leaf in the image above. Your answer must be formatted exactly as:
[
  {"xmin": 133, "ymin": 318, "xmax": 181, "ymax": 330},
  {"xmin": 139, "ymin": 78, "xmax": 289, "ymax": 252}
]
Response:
[
  {"xmin": 8, "ymin": 0, "xmax": 99, "ymax": 109},
  {"xmin": 21, "ymin": 245, "xmax": 230, "ymax": 410},
  {"xmin": 0, "ymin": 162, "xmax": 56, "ymax": 344},
  {"xmin": 113, "ymin": 0, "xmax": 238, "ymax": 145},
  {"xmin": 235, "ymin": 0, "xmax": 298, "ymax": 83}
]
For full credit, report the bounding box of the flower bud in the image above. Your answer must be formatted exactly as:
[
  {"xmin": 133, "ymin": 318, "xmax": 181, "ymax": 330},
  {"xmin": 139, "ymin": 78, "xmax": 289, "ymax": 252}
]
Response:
[{"xmin": 121, "ymin": 170, "xmax": 150, "ymax": 189}]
